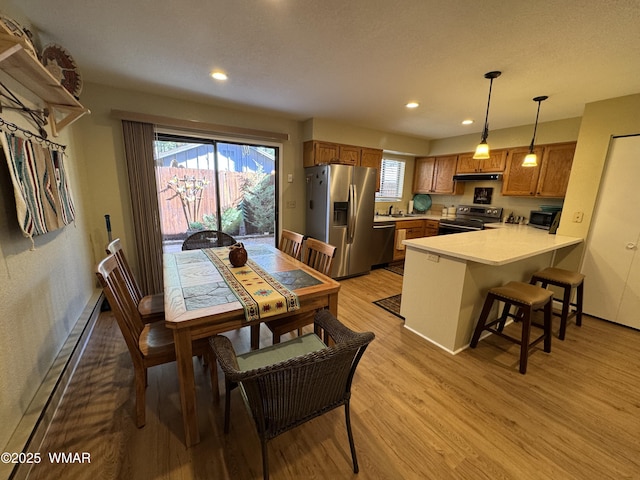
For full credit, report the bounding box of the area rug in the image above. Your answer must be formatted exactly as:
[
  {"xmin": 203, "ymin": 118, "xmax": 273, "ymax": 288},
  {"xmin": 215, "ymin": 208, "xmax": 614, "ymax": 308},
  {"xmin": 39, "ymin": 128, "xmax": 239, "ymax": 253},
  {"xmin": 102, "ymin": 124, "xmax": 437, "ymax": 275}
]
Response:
[
  {"xmin": 384, "ymin": 262, "xmax": 404, "ymax": 276},
  {"xmin": 373, "ymin": 294, "xmax": 404, "ymax": 319}
]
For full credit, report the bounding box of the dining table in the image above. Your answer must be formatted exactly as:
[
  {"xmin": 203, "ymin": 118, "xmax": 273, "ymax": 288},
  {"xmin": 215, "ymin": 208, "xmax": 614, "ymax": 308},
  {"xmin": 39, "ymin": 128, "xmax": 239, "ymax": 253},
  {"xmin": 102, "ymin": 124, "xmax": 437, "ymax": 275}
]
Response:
[{"xmin": 163, "ymin": 243, "xmax": 341, "ymax": 447}]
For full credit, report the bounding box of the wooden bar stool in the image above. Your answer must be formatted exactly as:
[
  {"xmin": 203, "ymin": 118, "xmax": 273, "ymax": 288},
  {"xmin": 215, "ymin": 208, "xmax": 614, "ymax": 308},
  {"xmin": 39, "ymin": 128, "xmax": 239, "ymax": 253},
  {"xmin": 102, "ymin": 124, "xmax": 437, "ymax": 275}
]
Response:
[
  {"xmin": 530, "ymin": 267, "xmax": 585, "ymax": 341},
  {"xmin": 470, "ymin": 281, "xmax": 554, "ymax": 374}
]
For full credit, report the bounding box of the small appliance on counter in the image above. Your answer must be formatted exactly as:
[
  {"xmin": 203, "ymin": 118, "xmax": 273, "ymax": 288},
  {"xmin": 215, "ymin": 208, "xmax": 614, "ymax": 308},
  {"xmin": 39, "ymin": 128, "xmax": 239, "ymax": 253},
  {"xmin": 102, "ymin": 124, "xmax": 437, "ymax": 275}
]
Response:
[{"xmin": 529, "ymin": 208, "xmax": 562, "ymax": 230}]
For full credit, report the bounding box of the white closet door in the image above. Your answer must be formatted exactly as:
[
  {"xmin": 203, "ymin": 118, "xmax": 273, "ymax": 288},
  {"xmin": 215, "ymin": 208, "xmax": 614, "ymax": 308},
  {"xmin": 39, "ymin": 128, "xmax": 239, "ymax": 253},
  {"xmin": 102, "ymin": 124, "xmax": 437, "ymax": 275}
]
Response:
[
  {"xmin": 616, "ymin": 232, "xmax": 640, "ymax": 329},
  {"xmin": 581, "ymin": 135, "xmax": 640, "ymax": 327}
]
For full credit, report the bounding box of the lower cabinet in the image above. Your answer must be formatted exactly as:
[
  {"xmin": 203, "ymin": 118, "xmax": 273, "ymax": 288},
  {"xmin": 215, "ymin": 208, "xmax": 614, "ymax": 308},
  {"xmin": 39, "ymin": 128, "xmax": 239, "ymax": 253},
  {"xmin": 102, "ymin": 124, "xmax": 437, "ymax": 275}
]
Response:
[{"xmin": 393, "ymin": 219, "xmax": 439, "ymax": 261}]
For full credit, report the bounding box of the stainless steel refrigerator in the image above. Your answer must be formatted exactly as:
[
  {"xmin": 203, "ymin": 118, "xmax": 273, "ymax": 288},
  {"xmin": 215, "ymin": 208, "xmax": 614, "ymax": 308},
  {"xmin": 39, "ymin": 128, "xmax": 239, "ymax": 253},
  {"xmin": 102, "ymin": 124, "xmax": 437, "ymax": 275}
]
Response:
[{"xmin": 305, "ymin": 164, "xmax": 377, "ymax": 279}]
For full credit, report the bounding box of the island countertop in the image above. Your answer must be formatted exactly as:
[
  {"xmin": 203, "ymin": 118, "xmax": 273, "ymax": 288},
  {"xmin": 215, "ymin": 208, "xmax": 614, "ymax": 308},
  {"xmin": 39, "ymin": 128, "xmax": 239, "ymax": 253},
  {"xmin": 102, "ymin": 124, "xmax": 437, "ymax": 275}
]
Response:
[{"xmin": 403, "ymin": 225, "xmax": 583, "ymax": 266}]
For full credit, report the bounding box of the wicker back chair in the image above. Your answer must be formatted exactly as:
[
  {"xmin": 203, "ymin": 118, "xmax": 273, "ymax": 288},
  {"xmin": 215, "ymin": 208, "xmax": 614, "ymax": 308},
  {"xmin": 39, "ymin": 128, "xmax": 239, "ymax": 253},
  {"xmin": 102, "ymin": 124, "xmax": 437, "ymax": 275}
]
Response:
[
  {"xmin": 211, "ymin": 309, "xmax": 374, "ymax": 480},
  {"xmin": 106, "ymin": 238, "xmax": 164, "ymax": 322},
  {"xmin": 181, "ymin": 230, "xmax": 237, "ymax": 250},
  {"xmin": 96, "ymin": 254, "xmax": 217, "ymax": 427},
  {"xmin": 278, "ymin": 229, "xmax": 305, "ymax": 260}
]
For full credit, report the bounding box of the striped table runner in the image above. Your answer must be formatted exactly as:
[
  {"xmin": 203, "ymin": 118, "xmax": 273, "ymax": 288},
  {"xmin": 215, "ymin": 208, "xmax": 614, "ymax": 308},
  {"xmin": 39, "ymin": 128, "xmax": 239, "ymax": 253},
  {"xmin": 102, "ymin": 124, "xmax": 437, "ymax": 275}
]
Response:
[{"xmin": 203, "ymin": 248, "xmax": 300, "ymax": 322}]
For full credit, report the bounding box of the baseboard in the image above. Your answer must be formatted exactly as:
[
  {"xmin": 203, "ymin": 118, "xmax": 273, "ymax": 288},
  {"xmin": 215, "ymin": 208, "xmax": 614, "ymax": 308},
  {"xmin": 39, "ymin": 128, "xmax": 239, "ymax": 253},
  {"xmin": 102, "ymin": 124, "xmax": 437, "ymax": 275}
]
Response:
[{"xmin": 3, "ymin": 290, "xmax": 103, "ymax": 480}]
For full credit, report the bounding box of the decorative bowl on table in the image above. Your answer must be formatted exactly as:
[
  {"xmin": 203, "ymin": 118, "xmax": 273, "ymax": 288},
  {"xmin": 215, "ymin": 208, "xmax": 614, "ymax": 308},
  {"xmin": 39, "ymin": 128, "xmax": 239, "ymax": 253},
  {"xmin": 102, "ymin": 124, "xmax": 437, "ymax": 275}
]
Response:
[{"xmin": 228, "ymin": 243, "xmax": 247, "ymax": 267}]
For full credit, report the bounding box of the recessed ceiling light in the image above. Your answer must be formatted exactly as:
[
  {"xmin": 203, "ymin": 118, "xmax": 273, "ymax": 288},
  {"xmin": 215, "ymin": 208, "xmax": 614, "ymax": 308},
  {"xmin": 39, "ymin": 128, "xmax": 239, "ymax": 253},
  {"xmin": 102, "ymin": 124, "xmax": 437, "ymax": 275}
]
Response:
[
  {"xmin": 406, "ymin": 102, "xmax": 419, "ymax": 109},
  {"xmin": 462, "ymin": 119, "xmax": 474, "ymax": 125},
  {"xmin": 211, "ymin": 71, "xmax": 228, "ymax": 81}
]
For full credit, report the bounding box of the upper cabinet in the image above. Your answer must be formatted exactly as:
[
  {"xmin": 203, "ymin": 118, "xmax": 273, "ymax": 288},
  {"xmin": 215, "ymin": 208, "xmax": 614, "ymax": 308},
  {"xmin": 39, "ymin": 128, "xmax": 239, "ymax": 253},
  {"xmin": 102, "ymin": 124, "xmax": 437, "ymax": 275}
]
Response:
[
  {"xmin": 536, "ymin": 142, "xmax": 576, "ymax": 197},
  {"xmin": 413, "ymin": 155, "xmax": 464, "ymax": 195},
  {"xmin": 502, "ymin": 142, "xmax": 576, "ymax": 197},
  {"xmin": 359, "ymin": 147, "xmax": 383, "ymax": 191},
  {"xmin": 303, "ymin": 140, "xmax": 383, "ymax": 191},
  {"xmin": 0, "ymin": 33, "xmax": 89, "ymax": 136},
  {"xmin": 456, "ymin": 150, "xmax": 507, "ymax": 173}
]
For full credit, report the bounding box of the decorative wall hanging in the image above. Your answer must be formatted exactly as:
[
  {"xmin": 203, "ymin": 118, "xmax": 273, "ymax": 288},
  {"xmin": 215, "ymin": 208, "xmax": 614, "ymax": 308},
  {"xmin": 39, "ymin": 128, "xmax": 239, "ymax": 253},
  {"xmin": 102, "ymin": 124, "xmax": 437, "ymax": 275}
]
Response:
[
  {"xmin": 41, "ymin": 43, "xmax": 83, "ymax": 99},
  {"xmin": 1, "ymin": 124, "xmax": 75, "ymax": 248}
]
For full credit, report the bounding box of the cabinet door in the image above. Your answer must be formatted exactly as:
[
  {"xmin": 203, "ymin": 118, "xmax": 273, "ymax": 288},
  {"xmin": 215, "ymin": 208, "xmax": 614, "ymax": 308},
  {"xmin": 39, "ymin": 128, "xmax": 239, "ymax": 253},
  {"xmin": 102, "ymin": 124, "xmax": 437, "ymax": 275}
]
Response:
[
  {"xmin": 481, "ymin": 150, "xmax": 507, "ymax": 172},
  {"xmin": 339, "ymin": 145, "xmax": 360, "ymax": 165},
  {"xmin": 303, "ymin": 141, "xmax": 339, "ymax": 167},
  {"xmin": 456, "ymin": 153, "xmax": 480, "ymax": 173},
  {"xmin": 423, "ymin": 219, "xmax": 440, "ymax": 236},
  {"xmin": 413, "ymin": 157, "xmax": 436, "ymax": 193},
  {"xmin": 502, "ymin": 147, "xmax": 543, "ymax": 196},
  {"xmin": 360, "ymin": 147, "xmax": 383, "ymax": 192},
  {"xmin": 432, "ymin": 155, "xmax": 461, "ymax": 194},
  {"xmin": 536, "ymin": 143, "xmax": 575, "ymax": 197}
]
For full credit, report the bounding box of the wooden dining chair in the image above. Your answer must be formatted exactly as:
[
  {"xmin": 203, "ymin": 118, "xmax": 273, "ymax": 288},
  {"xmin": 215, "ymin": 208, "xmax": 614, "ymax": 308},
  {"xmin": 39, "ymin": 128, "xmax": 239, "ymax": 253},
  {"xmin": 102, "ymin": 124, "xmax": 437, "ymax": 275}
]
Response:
[
  {"xmin": 95, "ymin": 254, "xmax": 218, "ymax": 427},
  {"xmin": 257, "ymin": 238, "xmax": 337, "ymax": 349},
  {"xmin": 106, "ymin": 238, "xmax": 164, "ymax": 323},
  {"xmin": 182, "ymin": 230, "xmax": 237, "ymax": 250},
  {"xmin": 278, "ymin": 229, "xmax": 305, "ymax": 260},
  {"xmin": 211, "ymin": 309, "xmax": 375, "ymax": 480},
  {"xmin": 300, "ymin": 237, "xmax": 336, "ymax": 277}
]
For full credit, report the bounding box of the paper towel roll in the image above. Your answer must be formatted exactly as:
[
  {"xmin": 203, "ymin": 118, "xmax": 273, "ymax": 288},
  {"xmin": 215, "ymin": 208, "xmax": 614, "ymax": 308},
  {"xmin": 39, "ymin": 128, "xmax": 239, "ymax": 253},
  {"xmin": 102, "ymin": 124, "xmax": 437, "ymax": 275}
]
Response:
[{"xmin": 409, "ymin": 200, "xmax": 414, "ymax": 213}]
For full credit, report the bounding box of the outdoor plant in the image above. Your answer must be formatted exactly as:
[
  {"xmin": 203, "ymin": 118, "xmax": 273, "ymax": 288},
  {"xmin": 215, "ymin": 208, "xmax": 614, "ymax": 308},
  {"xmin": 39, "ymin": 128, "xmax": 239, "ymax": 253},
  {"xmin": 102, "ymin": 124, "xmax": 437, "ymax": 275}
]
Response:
[
  {"xmin": 241, "ymin": 165, "xmax": 274, "ymax": 234},
  {"xmin": 163, "ymin": 174, "xmax": 209, "ymax": 231}
]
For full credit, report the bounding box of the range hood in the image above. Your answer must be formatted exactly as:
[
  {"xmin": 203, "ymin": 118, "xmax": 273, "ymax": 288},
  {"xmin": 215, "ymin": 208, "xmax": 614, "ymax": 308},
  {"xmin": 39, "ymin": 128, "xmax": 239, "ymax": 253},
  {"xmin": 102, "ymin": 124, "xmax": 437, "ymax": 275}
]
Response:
[{"xmin": 452, "ymin": 173, "xmax": 503, "ymax": 182}]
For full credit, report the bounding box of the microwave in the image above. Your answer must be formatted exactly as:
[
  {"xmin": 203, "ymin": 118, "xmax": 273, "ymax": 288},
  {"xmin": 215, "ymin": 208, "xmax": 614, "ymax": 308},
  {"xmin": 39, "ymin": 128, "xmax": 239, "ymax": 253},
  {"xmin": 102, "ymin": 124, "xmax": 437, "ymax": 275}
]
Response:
[{"xmin": 529, "ymin": 210, "xmax": 561, "ymax": 230}]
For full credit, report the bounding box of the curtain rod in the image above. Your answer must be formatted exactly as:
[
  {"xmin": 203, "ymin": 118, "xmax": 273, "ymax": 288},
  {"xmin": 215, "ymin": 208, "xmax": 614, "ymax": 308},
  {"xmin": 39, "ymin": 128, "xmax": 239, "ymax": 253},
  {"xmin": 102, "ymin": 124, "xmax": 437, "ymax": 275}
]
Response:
[
  {"xmin": 0, "ymin": 116, "xmax": 66, "ymax": 151},
  {"xmin": 111, "ymin": 109, "xmax": 290, "ymax": 142}
]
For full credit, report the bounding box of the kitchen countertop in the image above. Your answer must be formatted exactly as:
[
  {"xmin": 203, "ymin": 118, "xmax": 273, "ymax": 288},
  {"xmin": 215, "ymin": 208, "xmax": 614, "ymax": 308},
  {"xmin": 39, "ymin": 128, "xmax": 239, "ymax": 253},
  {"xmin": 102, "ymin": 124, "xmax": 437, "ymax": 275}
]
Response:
[
  {"xmin": 402, "ymin": 225, "xmax": 583, "ymax": 266},
  {"xmin": 374, "ymin": 213, "xmax": 443, "ymax": 222}
]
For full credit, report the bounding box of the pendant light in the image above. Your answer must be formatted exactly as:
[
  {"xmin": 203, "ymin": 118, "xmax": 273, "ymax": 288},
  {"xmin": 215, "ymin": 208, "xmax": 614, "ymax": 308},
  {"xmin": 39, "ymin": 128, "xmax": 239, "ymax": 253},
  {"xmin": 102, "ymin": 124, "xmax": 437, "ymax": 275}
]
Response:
[
  {"xmin": 473, "ymin": 71, "xmax": 501, "ymax": 160},
  {"xmin": 522, "ymin": 95, "xmax": 548, "ymax": 167}
]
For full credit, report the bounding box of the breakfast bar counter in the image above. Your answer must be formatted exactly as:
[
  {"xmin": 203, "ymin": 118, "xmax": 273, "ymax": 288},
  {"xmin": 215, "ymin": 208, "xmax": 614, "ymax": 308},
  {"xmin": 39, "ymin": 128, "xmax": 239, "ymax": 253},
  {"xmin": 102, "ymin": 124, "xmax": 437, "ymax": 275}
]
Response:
[{"xmin": 400, "ymin": 226, "xmax": 582, "ymax": 353}]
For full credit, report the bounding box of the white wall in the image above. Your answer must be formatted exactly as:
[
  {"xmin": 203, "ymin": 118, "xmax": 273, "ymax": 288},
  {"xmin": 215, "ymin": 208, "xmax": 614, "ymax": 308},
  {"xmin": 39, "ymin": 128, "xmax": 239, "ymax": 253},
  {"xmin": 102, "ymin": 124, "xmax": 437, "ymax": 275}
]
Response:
[{"xmin": 0, "ymin": 102, "xmax": 95, "ymax": 450}]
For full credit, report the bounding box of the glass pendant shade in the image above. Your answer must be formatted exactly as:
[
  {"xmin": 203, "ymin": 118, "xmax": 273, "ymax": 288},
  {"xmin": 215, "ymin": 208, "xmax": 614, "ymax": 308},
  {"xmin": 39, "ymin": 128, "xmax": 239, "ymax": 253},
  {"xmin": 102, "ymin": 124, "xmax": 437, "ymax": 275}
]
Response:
[
  {"xmin": 522, "ymin": 95, "xmax": 548, "ymax": 167},
  {"xmin": 522, "ymin": 152, "xmax": 538, "ymax": 167},
  {"xmin": 473, "ymin": 71, "xmax": 501, "ymax": 160},
  {"xmin": 474, "ymin": 143, "xmax": 490, "ymax": 159}
]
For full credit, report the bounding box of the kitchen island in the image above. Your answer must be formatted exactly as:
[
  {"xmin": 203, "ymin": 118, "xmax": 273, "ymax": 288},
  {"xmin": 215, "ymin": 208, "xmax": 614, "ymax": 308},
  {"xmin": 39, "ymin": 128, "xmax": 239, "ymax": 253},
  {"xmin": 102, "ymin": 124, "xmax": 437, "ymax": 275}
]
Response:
[{"xmin": 400, "ymin": 226, "xmax": 583, "ymax": 353}]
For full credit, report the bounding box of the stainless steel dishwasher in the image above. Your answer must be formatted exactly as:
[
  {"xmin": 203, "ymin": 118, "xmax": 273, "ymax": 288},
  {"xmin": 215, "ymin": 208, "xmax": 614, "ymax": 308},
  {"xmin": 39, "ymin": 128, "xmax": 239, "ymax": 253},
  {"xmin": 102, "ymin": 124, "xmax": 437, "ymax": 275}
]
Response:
[{"xmin": 371, "ymin": 222, "xmax": 396, "ymax": 266}]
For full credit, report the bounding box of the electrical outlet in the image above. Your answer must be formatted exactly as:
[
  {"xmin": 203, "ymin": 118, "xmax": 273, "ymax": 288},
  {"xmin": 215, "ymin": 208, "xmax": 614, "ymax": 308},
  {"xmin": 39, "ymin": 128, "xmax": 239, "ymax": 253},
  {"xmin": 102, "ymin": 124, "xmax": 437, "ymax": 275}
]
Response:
[
  {"xmin": 572, "ymin": 211, "xmax": 584, "ymax": 223},
  {"xmin": 427, "ymin": 254, "xmax": 439, "ymax": 263},
  {"xmin": 286, "ymin": 201, "xmax": 296, "ymax": 208},
  {"xmin": 287, "ymin": 173, "xmax": 293, "ymax": 183}
]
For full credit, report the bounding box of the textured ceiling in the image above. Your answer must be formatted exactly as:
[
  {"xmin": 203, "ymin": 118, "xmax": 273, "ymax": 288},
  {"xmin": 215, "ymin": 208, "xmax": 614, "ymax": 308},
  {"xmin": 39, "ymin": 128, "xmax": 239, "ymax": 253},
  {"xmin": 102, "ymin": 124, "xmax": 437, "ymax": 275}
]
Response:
[{"xmin": 9, "ymin": 0, "xmax": 640, "ymax": 140}]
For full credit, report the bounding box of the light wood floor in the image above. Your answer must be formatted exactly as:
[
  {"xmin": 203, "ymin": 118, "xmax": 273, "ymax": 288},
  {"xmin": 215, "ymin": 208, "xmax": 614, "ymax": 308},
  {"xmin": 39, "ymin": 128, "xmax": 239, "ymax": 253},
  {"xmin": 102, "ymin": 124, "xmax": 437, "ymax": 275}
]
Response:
[{"xmin": 27, "ymin": 268, "xmax": 640, "ymax": 479}]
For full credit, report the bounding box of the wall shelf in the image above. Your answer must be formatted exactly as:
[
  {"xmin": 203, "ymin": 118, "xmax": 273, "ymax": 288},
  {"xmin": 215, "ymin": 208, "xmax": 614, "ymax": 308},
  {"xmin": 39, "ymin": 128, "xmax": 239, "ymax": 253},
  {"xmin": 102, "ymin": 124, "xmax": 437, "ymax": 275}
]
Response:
[{"xmin": 0, "ymin": 33, "xmax": 89, "ymax": 136}]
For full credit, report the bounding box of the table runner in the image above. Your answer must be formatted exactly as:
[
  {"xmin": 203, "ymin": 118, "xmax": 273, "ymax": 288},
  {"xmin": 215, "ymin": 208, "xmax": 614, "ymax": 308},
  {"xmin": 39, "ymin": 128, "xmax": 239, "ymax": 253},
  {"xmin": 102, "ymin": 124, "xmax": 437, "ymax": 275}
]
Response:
[{"xmin": 203, "ymin": 248, "xmax": 300, "ymax": 322}]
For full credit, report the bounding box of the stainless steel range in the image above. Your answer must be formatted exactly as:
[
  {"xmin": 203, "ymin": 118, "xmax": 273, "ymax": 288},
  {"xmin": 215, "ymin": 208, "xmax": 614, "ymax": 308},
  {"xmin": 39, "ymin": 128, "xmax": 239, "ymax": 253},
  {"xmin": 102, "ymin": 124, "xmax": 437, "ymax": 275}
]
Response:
[{"xmin": 438, "ymin": 205, "xmax": 503, "ymax": 235}]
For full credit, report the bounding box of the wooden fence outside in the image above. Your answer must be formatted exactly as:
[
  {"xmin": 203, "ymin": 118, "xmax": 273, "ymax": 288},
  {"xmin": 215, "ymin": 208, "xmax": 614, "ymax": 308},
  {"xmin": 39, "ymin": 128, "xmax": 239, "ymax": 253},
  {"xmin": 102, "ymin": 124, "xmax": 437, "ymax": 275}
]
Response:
[{"xmin": 156, "ymin": 167, "xmax": 246, "ymax": 236}]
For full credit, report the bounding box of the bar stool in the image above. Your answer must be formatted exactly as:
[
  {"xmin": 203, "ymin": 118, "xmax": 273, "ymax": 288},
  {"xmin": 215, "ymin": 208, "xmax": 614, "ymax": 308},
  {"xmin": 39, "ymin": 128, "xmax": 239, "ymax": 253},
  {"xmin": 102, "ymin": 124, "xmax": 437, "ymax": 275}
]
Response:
[
  {"xmin": 530, "ymin": 267, "xmax": 585, "ymax": 341},
  {"xmin": 470, "ymin": 281, "xmax": 554, "ymax": 374}
]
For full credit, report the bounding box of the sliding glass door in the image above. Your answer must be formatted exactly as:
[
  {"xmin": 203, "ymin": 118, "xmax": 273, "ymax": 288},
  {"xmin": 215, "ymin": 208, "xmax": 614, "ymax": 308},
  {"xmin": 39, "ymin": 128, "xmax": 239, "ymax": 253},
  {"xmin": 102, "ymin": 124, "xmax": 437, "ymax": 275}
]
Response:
[{"xmin": 153, "ymin": 133, "xmax": 277, "ymax": 252}]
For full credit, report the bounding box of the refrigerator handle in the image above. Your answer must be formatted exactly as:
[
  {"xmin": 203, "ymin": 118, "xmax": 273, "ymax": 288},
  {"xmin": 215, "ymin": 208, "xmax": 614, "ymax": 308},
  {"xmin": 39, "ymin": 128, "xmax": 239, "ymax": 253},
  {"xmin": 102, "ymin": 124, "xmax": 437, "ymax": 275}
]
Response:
[{"xmin": 348, "ymin": 184, "xmax": 357, "ymax": 243}]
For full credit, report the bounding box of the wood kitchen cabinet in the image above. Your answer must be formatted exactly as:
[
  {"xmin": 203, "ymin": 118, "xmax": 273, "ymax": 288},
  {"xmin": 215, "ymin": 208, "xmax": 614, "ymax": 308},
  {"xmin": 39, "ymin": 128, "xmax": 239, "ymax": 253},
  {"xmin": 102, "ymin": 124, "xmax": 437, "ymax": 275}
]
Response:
[
  {"xmin": 413, "ymin": 155, "xmax": 464, "ymax": 195},
  {"xmin": 303, "ymin": 141, "xmax": 359, "ymax": 167},
  {"xmin": 456, "ymin": 150, "xmax": 507, "ymax": 173},
  {"xmin": 392, "ymin": 219, "xmax": 439, "ymax": 261},
  {"xmin": 303, "ymin": 140, "xmax": 383, "ymax": 191},
  {"xmin": 502, "ymin": 142, "xmax": 576, "ymax": 197},
  {"xmin": 423, "ymin": 219, "xmax": 440, "ymax": 236},
  {"xmin": 360, "ymin": 147, "xmax": 383, "ymax": 192},
  {"xmin": 536, "ymin": 142, "xmax": 576, "ymax": 197}
]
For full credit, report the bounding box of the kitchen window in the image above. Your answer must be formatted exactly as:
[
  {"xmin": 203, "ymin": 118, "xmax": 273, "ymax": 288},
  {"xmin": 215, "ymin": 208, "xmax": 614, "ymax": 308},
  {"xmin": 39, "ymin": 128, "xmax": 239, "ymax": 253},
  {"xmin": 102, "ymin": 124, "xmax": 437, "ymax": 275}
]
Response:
[{"xmin": 376, "ymin": 158, "xmax": 405, "ymax": 201}]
